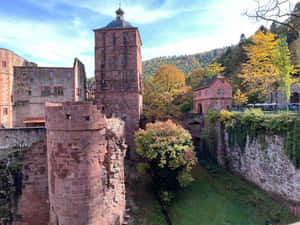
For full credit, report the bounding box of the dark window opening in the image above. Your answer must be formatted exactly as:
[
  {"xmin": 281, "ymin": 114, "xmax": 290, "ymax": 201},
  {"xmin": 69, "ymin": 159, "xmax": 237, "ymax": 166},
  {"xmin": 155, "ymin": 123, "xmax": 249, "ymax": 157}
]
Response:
[
  {"xmin": 2, "ymin": 61, "xmax": 6, "ymax": 68},
  {"xmin": 41, "ymin": 87, "xmax": 51, "ymax": 96},
  {"xmin": 66, "ymin": 114, "xmax": 71, "ymax": 120},
  {"xmin": 3, "ymin": 108, "xmax": 8, "ymax": 115},
  {"xmin": 50, "ymin": 72, "xmax": 53, "ymax": 80},
  {"xmin": 290, "ymin": 92, "xmax": 300, "ymax": 104},
  {"xmin": 113, "ymin": 32, "xmax": 116, "ymax": 46},
  {"xmin": 198, "ymin": 104, "xmax": 203, "ymax": 115},
  {"xmin": 54, "ymin": 87, "xmax": 64, "ymax": 96},
  {"xmin": 218, "ymin": 89, "xmax": 225, "ymax": 95},
  {"xmin": 123, "ymin": 32, "xmax": 128, "ymax": 44},
  {"xmin": 28, "ymin": 90, "xmax": 32, "ymax": 96},
  {"xmin": 85, "ymin": 116, "xmax": 90, "ymax": 121},
  {"xmin": 30, "ymin": 72, "xmax": 34, "ymax": 80}
]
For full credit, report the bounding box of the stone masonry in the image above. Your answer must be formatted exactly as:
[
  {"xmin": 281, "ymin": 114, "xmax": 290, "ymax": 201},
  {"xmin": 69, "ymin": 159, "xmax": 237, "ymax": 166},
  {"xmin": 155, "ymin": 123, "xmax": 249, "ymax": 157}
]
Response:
[
  {"xmin": 219, "ymin": 132, "xmax": 300, "ymax": 217},
  {"xmin": 0, "ymin": 49, "xmax": 34, "ymax": 128},
  {"xmin": 46, "ymin": 102, "xmax": 126, "ymax": 225},
  {"xmin": 13, "ymin": 58, "xmax": 86, "ymax": 127},
  {"xmin": 94, "ymin": 8, "xmax": 143, "ymax": 159}
]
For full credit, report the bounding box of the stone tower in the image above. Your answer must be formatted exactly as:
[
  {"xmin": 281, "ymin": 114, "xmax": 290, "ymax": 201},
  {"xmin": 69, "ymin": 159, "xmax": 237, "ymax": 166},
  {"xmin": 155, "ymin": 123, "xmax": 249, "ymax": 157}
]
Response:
[
  {"xmin": 46, "ymin": 102, "xmax": 126, "ymax": 225},
  {"xmin": 94, "ymin": 8, "xmax": 143, "ymax": 158}
]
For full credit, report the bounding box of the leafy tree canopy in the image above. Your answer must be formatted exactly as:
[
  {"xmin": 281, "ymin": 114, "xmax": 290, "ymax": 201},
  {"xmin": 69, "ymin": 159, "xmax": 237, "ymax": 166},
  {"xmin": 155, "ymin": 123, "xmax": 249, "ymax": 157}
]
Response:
[{"xmin": 135, "ymin": 120, "xmax": 197, "ymax": 204}]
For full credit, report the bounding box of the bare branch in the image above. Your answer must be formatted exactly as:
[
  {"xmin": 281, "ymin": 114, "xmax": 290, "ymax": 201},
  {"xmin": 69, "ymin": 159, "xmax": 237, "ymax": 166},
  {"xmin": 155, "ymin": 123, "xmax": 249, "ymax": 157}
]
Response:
[{"xmin": 245, "ymin": 0, "xmax": 300, "ymax": 32}]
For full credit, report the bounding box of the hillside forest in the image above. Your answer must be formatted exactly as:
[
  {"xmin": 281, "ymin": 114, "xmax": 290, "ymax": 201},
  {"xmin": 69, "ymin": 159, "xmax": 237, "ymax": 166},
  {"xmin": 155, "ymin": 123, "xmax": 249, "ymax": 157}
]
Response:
[{"xmin": 141, "ymin": 2, "xmax": 300, "ymax": 122}]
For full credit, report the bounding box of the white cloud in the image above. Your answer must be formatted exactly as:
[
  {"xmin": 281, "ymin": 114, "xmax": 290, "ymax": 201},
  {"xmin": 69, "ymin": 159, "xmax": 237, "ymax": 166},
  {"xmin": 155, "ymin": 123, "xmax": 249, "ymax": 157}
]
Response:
[
  {"xmin": 142, "ymin": 0, "xmax": 265, "ymax": 60},
  {"xmin": 0, "ymin": 18, "xmax": 95, "ymax": 77}
]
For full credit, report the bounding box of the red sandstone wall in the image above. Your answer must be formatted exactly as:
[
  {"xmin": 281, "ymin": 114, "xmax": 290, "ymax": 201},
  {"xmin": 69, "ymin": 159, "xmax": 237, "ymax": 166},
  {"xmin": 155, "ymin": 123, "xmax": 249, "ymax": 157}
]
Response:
[
  {"xmin": 193, "ymin": 77, "xmax": 232, "ymax": 114},
  {"xmin": 94, "ymin": 26, "xmax": 143, "ymax": 159},
  {"xmin": 13, "ymin": 141, "xmax": 49, "ymax": 225},
  {"xmin": 0, "ymin": 49, "xmax": 26, "ymax": 128},
  {"xmin": 46, "ymin": 102, "xmax": 126, "ymax": 225}
]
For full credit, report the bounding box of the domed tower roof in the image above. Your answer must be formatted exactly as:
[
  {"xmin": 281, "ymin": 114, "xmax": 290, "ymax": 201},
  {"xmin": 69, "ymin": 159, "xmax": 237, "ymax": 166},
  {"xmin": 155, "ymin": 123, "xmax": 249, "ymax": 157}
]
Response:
[{"xmin": 96, "ymin": 8, "xmax": 136, "ymax": 30}]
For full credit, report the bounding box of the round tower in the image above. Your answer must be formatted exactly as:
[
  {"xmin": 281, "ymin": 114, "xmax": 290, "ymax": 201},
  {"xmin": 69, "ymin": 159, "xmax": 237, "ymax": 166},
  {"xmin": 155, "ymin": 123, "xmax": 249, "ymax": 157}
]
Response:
[{"xmin": 46, "ymin": 102, "xmax": 126, "ymax": 225}]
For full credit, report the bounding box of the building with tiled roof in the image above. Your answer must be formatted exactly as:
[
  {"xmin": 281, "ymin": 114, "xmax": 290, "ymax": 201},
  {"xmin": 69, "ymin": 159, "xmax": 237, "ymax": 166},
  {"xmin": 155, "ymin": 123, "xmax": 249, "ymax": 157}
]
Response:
[{"xmin": 193, "ymin": 74, "xmax": 232, "ymax": 114}]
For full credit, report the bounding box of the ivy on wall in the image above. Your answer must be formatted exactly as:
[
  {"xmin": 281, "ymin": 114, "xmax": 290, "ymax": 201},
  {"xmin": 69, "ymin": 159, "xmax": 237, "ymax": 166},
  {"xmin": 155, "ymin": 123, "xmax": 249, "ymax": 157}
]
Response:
[{"xmin": 219, "ymin": 109, "xmax": 300, "ymax": 168}]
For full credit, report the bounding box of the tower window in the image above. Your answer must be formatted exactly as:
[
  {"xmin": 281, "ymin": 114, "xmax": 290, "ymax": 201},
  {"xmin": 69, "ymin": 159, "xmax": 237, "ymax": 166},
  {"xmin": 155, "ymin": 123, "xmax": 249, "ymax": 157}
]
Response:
[
  {"xmin": 50, "ymin": 72, "xmax": 53, "ymax": 80},
  {"xmin": 28, "ymin": 90, "xmax": 32, "ymax": 96},
  {"xmin": 113, "ymin": 33, "xmax": 116, "ymax": 42},
  {"xmin": 101, "ymin": 50, "xmax": 105, "ymax": 56},
  {"xmin": 123, "ymin": 32, "xmax": 128, "ymax": 44},
  {"xmin": 68, "ymin": 72, "xmax": 71, "ymax": 79},
  {"xmin": 30, "ymin": 72, "xmax": 34, "ymax": 80},
  {"xmin": 2, "ymin": 61, "xmax": 6, "ymax": 68},
  {"xmin": 122, "ymin": 58, "xmax": 127, "ymax": 65}
]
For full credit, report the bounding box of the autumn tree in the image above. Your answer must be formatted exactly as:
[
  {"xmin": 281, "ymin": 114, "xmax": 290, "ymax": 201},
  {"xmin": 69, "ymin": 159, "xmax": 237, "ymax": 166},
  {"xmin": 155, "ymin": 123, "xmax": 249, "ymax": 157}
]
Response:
[
  {"xmin": 135, "ymin": 120, "xmax": 197, "ymax": 204},
  {"xmin": 239, "ymin": 30, "xmax": 279, "ymax": 102},
  {"xmin": 144, "ymin": 65, "xmax": 188, "ymax": 121},
  {"xmin": 205, "ymin": 62, "xmax": 225, "ymax": 76},
  {"xmin": 186, "ymin": 68, "xmax": 207, "ymax": 89},
  {"xmin": 233, "ymin": 89, "xmax": 248, "ymax": 108}
]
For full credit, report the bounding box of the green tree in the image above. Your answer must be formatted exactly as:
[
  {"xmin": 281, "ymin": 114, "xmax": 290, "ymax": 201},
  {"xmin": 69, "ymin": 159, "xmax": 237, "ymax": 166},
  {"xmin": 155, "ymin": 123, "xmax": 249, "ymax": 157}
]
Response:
[
  {"xmin": 135, "ymin": 120, "xmax": 197, "ymax": 204},
  {"xmin": 274, "ymin": 37, "xmax": 294, "ymax": 108}
]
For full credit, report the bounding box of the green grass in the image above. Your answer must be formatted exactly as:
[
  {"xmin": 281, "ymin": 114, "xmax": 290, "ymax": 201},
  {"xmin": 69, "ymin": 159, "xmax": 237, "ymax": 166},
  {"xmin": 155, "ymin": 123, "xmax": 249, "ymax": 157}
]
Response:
[{"xmin": 167, "ymin": 165, "xmax": 298, "ymax": 225}]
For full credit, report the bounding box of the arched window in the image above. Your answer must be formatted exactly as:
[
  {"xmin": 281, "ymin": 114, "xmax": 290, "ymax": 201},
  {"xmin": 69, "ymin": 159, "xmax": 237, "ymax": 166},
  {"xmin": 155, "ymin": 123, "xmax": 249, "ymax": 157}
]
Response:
[{"xmin": 290, "ymin": 92, "xmax": 300, "ymax": 104}]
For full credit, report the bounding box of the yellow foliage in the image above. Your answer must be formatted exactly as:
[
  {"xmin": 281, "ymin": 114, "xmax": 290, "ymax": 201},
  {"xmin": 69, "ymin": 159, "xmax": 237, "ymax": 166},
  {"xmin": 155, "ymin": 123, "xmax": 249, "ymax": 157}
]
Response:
[
  {"xmin": 239, "ymin": 30, "xmax": 279, "ymax": 101},
  {"xmin": 233, "ymin": 89, "xmax": 248, "ymax": 105},
  {"xmin": 205, "ymin": 62, "xmax": 225, "ymax": 76}
]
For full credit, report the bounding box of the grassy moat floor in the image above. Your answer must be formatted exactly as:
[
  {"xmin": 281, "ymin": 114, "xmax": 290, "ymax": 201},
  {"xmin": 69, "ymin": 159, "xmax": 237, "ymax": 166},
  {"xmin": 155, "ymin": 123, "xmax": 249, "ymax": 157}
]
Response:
[{"xmin": 130, "ymin": 164, "xmax": 298, "ymax": 225}]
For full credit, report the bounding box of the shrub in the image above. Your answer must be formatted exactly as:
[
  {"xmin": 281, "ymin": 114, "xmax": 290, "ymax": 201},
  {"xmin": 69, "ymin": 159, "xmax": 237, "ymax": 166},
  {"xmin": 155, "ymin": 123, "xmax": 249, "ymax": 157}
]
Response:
[{"xmin": 135, "ymin": 120, "xmax": 197, "ymax": 204}]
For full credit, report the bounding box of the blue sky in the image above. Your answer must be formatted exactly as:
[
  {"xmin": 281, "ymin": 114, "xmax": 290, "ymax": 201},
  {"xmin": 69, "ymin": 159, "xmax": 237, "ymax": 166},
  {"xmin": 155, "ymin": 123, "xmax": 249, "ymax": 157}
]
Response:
[{"xmin": 0, "ymin": 0, "xmax": 291, "ymax": 77}]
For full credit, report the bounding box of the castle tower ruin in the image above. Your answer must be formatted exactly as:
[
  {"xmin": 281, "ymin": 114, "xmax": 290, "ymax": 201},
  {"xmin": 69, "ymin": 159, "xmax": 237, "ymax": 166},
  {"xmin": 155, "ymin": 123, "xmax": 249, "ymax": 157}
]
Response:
[
  {"xmin": 94, "ymin": 8, "xmax": 143, "ymax": 158},
  {"xmin": 46, "ymin": 102, "xmax": 126, "ymax": 225}
]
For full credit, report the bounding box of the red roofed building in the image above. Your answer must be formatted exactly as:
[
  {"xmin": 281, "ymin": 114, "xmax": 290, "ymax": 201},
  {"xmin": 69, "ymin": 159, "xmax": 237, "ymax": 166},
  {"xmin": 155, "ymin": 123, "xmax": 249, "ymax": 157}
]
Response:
[{"xmin": 193, "ymin": 74, "xmax": 232, "ymax": 114}]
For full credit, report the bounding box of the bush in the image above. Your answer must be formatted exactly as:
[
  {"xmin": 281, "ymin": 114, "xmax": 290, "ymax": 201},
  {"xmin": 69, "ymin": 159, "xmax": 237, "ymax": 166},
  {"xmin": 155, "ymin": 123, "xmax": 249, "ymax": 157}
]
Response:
[{"xmin": 135, "ymin": 120, "xmax": 197, "ymax": 204}]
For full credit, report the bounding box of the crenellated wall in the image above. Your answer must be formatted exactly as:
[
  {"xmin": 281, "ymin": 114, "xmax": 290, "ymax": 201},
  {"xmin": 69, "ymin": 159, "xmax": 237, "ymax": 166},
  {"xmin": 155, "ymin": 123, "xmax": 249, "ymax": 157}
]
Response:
[{"xmin": 46, "ymin": 102, "xmax": 126, "ymax": 225}]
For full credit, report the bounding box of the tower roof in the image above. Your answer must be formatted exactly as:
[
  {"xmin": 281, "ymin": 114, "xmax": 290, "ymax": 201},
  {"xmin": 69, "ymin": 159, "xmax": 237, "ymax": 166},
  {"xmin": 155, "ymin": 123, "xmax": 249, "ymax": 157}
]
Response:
[{"xmin": 95, "ymin": 8, "xmax": 136, "ymax": 31}]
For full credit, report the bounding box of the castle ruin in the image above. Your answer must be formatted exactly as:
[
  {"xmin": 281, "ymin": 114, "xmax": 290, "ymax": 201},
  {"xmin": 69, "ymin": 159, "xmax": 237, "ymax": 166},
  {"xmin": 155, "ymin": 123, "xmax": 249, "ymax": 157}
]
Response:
[{"xmin": 0, "ymin": 7, "xmax": 142, "ymax": 225}]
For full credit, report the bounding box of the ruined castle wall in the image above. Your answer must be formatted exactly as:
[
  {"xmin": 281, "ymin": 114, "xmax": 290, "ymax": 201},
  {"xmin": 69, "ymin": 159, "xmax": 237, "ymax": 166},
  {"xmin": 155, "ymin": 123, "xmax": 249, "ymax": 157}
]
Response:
[
  {"xmin": 0, "ymin": 140, "xmax": 49, "ymax": 225},
  {"xmin": 13, "ymin": 141, "xmax": 49, "ymax": 225},
  {"xmin": 46, "ymin": 102, "xmax": 126, "ymax": 225},
  {"xmin": 12, "ymin": 58, "xmax": 86, "ymax": 127},
  {"xmin": 0, "ymin": 49, "xmax": 27, "ymax": 128},
  {"xmin": 219, "ymin": 132, "xmax": 300, "ymax": 217},
  {"xmin": 0, "ymin": 128, "xmax": 45, "ymax": 150}
]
